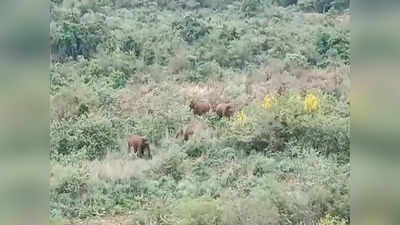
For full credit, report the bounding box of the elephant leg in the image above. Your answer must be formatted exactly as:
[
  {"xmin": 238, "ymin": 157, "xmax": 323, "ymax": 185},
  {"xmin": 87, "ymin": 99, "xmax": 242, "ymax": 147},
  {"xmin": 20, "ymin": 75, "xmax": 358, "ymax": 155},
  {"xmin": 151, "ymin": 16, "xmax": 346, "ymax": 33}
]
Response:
[
  {"xmin": 147, "ymin": 148, "xmax": 152, "ymax": 159},
  {"xmin": 139, "ymin": 149, "xmax": 144, "ymax": 158}
]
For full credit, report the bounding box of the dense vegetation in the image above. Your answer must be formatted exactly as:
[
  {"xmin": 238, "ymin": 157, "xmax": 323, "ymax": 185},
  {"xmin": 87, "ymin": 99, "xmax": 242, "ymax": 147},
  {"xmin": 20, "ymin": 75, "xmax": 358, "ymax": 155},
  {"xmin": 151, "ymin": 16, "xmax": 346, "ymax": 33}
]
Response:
[{"xmin": 50, "ymin": 0, "xmax": 350, "ymax": 224}]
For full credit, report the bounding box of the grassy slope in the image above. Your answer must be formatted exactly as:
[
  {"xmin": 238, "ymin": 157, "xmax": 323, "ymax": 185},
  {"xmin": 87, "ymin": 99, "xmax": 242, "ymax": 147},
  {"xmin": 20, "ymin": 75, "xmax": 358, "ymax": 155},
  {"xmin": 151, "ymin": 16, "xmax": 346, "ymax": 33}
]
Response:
[{"xmin": 50, "ymin": 1, "xmax": 350, "ymax": 225}]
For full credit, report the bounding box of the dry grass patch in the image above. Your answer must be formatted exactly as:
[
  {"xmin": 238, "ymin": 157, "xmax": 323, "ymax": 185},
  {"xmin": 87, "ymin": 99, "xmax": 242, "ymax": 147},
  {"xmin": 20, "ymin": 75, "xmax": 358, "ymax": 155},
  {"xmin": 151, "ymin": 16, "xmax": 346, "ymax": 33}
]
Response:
[{"xmin": 88, "ymin": 158, "xmax": 151, "ymax": 180}]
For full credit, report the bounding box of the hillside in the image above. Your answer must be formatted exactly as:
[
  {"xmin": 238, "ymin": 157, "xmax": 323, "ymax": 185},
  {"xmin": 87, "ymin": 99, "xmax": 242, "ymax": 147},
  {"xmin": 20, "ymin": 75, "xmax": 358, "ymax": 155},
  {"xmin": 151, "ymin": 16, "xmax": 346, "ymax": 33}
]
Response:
[{"xmin": 50, "ymin": 0, "xmax": 350, "ymax": 224}]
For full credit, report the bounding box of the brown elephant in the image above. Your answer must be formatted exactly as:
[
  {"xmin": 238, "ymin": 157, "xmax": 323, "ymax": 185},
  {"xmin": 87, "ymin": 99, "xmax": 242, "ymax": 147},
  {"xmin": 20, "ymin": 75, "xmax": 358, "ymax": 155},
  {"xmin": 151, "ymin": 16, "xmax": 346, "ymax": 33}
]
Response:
[
  {"xmin": 189, "ymin": 100, "xmax": 211, "ymax": 116},
  {"xmin": 127, "ymin": 135, "xmax": 152, "ymax": 159},
  {"xmin": 176, "ymin": 120, "xmax": 208, "ymax": 141},
  {"xmin": 216, "ymin": 103, "xmax": 234, "ymax": 119}
]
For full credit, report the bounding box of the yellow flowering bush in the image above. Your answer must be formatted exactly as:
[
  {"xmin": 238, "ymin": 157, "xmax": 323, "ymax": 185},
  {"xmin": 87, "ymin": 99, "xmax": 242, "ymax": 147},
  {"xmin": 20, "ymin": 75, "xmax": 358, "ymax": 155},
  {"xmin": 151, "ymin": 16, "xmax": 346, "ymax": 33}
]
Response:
[
  {"xmin": 317, "ymin": 214, "xmax": 346, "ymax": 225},
  {"xmin": 236, "ymin": 110, "xmax": 248, "ymax": 126},
  {"xmin": 263, "ymin": 94, "xmax": 277, "ymax": 110},
  {"xmin": 304, "ymin": 93, "xmax": 321, "ymax": 113}
]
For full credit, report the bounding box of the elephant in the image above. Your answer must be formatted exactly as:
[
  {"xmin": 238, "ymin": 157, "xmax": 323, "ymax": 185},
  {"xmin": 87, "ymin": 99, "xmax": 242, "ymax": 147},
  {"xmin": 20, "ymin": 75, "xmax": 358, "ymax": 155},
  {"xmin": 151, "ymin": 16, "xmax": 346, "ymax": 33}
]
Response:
[
  {"xmin": 127, "ymin": 135, "xmax": 152, "ymax": 159},
  {"xmin": 176, "ymin": 120, "xmax": 208, "ymax": 141},
  {"xmin": 189, "ymin": 100, "xmax": 211, "ymax": 116},
  {"xmin": 216, "ymin": 103, "xmax": 234, "ymax": 119}
]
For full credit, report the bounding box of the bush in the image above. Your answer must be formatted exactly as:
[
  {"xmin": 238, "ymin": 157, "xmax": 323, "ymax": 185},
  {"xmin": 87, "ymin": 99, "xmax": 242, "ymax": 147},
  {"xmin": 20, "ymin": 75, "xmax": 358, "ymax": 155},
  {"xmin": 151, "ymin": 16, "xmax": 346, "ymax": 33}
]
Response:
[
  {"xmin": 240, "ymin": 0, "xmax": 263, "ymax": 17},
  {"xmin": 220, "ymin": 190, "xmax": 281, "ymax": 225},
  {"xmin": 50, "ymin": 164, "xmax": 90, "ymax": 218},
  {"xmin": 173, "ymin": 197, "xmax": 221, "ymax": 225},
  {"xmin": 131, "ymin": 199, "xmax": 174, "ymax": 225},
  {"xmin": 183, "ymin": 138, "xmax": 210, "ymax": 158},
  {"xmin": 298, "ymin": 0, "xmax": 350, "ymax": 12},
  {"xmin": 172, "ymin": 16, "xmax": 210, "ymax": 43},
  {"xmin": 270, "ymin": 149, "xmax": 350, "ymax": 223},
  {"xmin": 51, "ymin": 11, "xmax": 107, "ymax": 61},
  {"xmin": 275, "ymin": 93, "xmax": 350, "ymax": 162},
  {"xmin": 316, "ymin": 30, "xmax": 350, "ymax": 67},
  {"xmin": 50, "ymin": 114, "xmax": 122, "ymax": 160},
  {"xmin": 50, "ymin": 82, "xmax": 100, "ymax": 120},
  {"xmin": 50, "ymin": 163, "xmax": 144, "ymax": 218},
  {"xmin": 220, "ymin": 92, "xmax": 349, "ymax": 162},
  {"xmin": 275, "ymin": 0, "xmax": 298, "ymax": 7},
  {"xmin": 150, "ymin": 148, "xmax": 187, "ymax": 181},
  {"xmin": 317, "ymin": 214, "xmax": 347, "ymax": 225},
  {"xmin": 224, "ymin": 105, "xmax": 288, "ymax": 154}
]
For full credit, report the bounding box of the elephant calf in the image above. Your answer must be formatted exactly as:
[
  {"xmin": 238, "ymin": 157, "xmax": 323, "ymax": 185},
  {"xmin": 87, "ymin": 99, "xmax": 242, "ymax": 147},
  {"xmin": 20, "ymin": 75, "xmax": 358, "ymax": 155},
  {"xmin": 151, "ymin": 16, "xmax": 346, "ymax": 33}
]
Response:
[
  {"xmin": 216, "ymin": 103, "xmax": 234, "ymax": 119},
  {"xmin": 128, "ymin": 135, "xmax": 152, "ymax": 159},
  {"xmin": 176, "ymin": 120, "xmax": 208, "ymax": 141},
  {"xmin": 189, "ymin": 100, "xmax": 211, "ymax": 116}
]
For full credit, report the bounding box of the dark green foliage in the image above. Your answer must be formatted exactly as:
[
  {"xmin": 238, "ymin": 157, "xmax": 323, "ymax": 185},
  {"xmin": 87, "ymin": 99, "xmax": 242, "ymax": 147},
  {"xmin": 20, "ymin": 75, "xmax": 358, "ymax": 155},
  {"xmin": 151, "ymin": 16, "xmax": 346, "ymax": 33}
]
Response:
[
  {"xmin": 219, "ymin": 24, "xmax": 240, "ymax": 44},
  {"xmin": 51, "ymin": 13, "xmax": 107, "ymax": 61},
  {"xmin": 121, "ymin": 36, "xmax": 141, "ymax": 56},
  {"xmin": 289, "ymin": 114, "xmax": 350, "ymax": 162},
  {"xmin": 111, "ymin": 70, "xmax": 128, "ymax": 89},
  {"xmin": 172, "ymin": 16, "xmax": 210, "ymax": 43},
  {"xmin": 276, "ymin": 0, "xmax": 298, "ymax": 7},
  {"xmin": 228, "ymin": 113, "xmax": 289, "ymax": 154},
  {"xmin": 299, "ymin": 0, "xmax": 350, "ymax": 13},
  {"xmin": 50, "ymin": 115, "xmax": 122, "ymax": 160},
  {"xmin": 316, "ymin": 30, "xmax": 350, "ymax": 66},
  {"xmin": 241, "ymin": 0, "xmax": 263, "ymax": 17},
  {"xmin": 51, "ymin": 0, "xmax": 64, "ymax": 5},
  {"xmin": 314, "ymin": 0, "xmax": 350, "ymax": 13}
]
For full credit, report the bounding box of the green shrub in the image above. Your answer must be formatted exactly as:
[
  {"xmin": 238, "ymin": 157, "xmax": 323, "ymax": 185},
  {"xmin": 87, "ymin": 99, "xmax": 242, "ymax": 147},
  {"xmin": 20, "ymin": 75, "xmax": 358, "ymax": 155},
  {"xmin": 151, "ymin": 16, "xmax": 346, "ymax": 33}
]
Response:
[
  {"xmin": 50, "ymin": 64, "xmax": 69, "ymax": 93},
  {"xmin": 131, "ymin": 199, "xmax": 174, "ymax": 225},
  {"xmin": 173, "ymin": 197, "xmax": 221, "ymax": 225},
  {"xmin": 252, "ymin": 157, "xmax": 277, "ymax": 177},
  {"xmin": 183, "ymin": 138, "xmax": 210, "ymax": 158},
  {"xmin": 270, "ymin": 93, "xmax": 349, "ymax": 162},
  {"xmin": 172, "ymin": 16, "xmax": 210, "ymax": 43},
  {"xmin": 225, "ymin": 105, "xmax": 288, "ymax": 154},
  {"xmin": 50, "ymin": 81, "xmax": 100, "ymax": 120},
  {"xmin": 275, "ymin": 0, "xmax": 298, "ymax": 7},
  {"xmin": 50, "ymin": 164, "xmax": 90, "ymax": 218},
  {"xmin": 298, "ymin": 0, "xmax": 349, "ymax": 12},
  {"xmin": 270, "ymin": 149, "xmax": 350, "ymax": 223},
  {"xmin": 50, "ymin": 165, "xmax": 143, "ymax": 218},
  {"xmin": 241, "ymin": 0, "xmax": 263, "ymax": 17},
  {"xmin": 51, "ymin": 11, "xmax": 107, "ymax": 61},
  {"xmin": 51, "ymin": 164, "xmax": 89, "ymax": 196},
  {"xmin": 316, "ymin": 30, "xmax": 350, "ymax": 67},
  {"xmin": 283, "ymin": 53, "xmax": 308, "ymax": 70},
  {"xmin": 220, "ymin": 190, "xmax": 281, "ymax": 225},
  {"xmin": 110, "ymin": 70, "xmax": 129, "ymax": 89},
  {"xmin": 79, "ymin": 52, "xmax": 137, "ymax": 82},
  {"xmin": 50, "ymin": 114, "xmax": 122, "ymax": 160},
  {"xmin": 289, "ymin": 113, "xmax": 350, "ymax": 162},
  {"xmin": 188, "ymin": 61, "xmax": 221, "ymax": 82},
  {"xmin": 121, "ymin": 36, "xmax": 141, "ymax": 56},
  {"xmin": 150, "ymin": 148, "xmax": 186, "ymax": 181},
  {"xmin": 220, "ymin": 93, "xmax": 349, "ymax": 162},
  {"xmin": 218, "ymin": 24, "xmax": 240, "ymax": 43}
]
